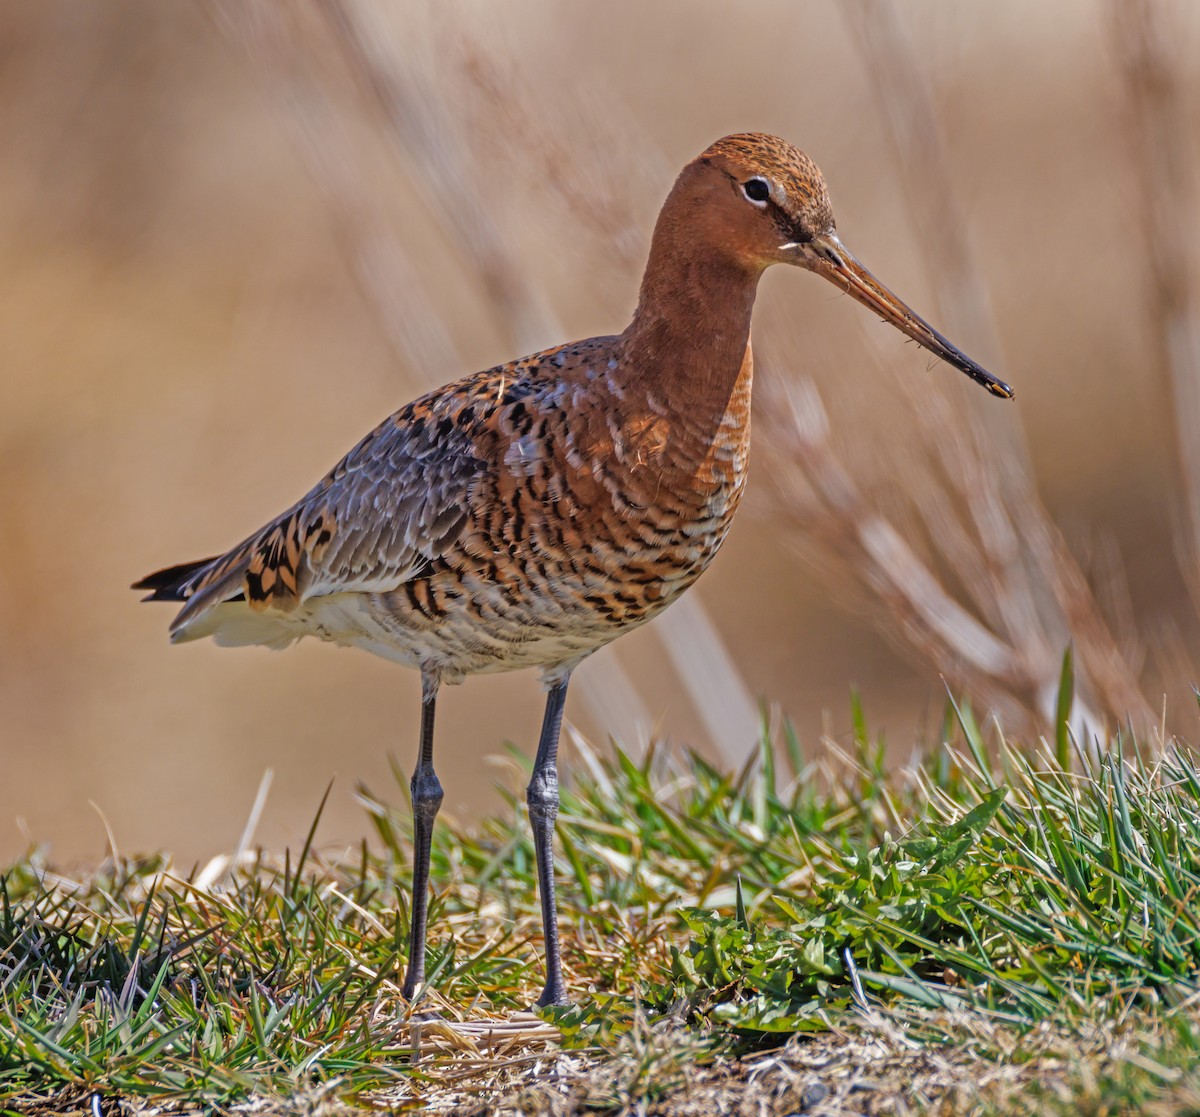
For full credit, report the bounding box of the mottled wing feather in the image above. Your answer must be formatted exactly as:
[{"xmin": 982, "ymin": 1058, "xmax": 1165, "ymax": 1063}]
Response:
[{"xmin": 167, "ymin": 385, "xmax": 490, "ymax": 638}]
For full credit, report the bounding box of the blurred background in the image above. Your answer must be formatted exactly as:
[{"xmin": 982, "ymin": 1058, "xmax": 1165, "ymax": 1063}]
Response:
[{"xmin": 3, "ymin": 0, "xmax": 1199, "ymax": 864}]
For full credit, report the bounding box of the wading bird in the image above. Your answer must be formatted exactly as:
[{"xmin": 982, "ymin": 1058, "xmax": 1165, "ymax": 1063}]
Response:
[{"xmin": 135, "ymin": 133, "xmax": 1012, "ymax": 1008}]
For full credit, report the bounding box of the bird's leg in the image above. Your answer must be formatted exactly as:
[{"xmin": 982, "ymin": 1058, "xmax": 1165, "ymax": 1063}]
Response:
[
  {"xmin": 528, "ymin": 674, "xmax": 571, "ymax": 1008},
  {"xmin": 401, "ymin": 683, "xmax": 443, "ymax": 1002}
]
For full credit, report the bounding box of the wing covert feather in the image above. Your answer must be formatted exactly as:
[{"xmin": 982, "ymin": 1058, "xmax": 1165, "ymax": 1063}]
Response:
[{"xmin": 169, "ymin": 387, "xmax": 491, "ymax": 635}]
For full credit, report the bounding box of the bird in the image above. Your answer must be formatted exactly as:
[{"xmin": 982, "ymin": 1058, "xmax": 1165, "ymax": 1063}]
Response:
[{"xmin": 134, "ymin": 133, "xmax": 1013, "ymax": 1009}]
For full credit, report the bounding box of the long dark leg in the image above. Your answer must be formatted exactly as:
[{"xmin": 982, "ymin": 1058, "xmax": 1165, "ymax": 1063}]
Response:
[
  {"xmin": 528, "ymin": 674, "xmax": 571, "ymax": 1008},
  {"xmin": 401, "ymin": 682, "xmax": 443, "ymax": 1002}
]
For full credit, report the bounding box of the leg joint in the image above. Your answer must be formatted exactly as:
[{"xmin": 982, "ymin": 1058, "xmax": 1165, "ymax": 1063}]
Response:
[
  {"xmin": 526, "ymin": 768, "xmax": 559, "ymax": 824},
  {"xmin": 411, "ymin": 765, "xmax": 444, "ymax": 822}
]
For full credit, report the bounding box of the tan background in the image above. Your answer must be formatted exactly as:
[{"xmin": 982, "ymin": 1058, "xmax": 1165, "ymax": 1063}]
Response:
[{"xmin": 3, "ymin": 1, "xmax": 1199, "ymax": 864}]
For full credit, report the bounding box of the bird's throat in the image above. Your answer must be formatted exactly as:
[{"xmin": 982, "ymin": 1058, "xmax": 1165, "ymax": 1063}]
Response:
[{"xmin": 621, "ymin": 239, "xmax": 760, "ymax": 429}]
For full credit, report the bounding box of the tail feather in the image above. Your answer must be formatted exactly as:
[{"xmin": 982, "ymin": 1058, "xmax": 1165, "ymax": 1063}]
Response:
[
  {"xmin": 132, "ymin": 557, "xmax": 220, "ymax": 602},
  {"xmin": 135, "ymin": 554, "xmax": 259, "ymax": 644}
]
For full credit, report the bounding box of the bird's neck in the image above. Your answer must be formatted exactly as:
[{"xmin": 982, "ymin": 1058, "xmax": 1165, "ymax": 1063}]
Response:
[{"xmin": 620, "ymin": 227, "xmax": 761, "ymax": 424}]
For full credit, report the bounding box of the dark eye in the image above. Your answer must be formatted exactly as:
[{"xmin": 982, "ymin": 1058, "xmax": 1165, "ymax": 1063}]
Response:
[{"xmin": 742, "ymin": 177, "xmax": 770, "ymax": 204}]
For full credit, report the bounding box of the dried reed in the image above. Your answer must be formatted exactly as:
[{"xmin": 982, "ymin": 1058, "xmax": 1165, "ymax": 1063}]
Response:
[
  {"xmin": 1109, "ymin": 0, "xmax": 1200, "ymax": 619},
  {"xmin": 737, "ymin": 0, "xmax": 1155, "ymax": 732}
]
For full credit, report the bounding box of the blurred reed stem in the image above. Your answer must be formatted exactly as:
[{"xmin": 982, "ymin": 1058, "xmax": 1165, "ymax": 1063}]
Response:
[
  {"xmin": 798, "ymin": 0, "xmax": 1152, "ymax": 729},
  {"xmin": 1109, "ymin": 0, "xmax": 1200, "ymax": 612}
]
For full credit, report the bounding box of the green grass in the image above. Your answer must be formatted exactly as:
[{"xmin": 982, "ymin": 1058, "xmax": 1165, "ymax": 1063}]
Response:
[{"xmin": 4, "ymin": 683, "xmax": 1200, "ymax": 1114}]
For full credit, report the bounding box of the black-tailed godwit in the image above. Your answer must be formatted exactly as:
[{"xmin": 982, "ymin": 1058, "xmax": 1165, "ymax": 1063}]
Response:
[{"xmin": 135, "ymin": 133, "xmax": 1012, "ymax": 1008}]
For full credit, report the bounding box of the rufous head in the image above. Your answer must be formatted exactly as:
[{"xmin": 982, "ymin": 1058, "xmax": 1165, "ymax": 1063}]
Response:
[
  {"xmin": 669, "ymin": 133, "xmax": 1014, "ymax": 399},
  {"xmin": 686, "ymin": 133, "xmax": 836, "ymax": 270}
]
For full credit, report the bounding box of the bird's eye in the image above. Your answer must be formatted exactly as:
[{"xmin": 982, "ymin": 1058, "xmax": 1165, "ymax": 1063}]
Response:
[{"xmin": 742, "ymin": 177, "xmax": 771, "ymax": 204}]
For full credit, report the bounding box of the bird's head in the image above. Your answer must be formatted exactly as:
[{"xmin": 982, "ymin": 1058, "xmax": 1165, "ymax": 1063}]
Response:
[{"xmin": 670, "ymin": 132, "xmax": 1013, "ymax": 399}]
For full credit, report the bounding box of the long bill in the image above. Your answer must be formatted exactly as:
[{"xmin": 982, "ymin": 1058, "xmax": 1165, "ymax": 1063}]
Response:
[{"xmin": 796, "ymin": 231, "xmax": 1014, "ymax": 400}]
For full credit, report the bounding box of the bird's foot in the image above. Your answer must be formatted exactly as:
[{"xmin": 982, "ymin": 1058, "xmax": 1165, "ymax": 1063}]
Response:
[{"xmin": 534, "ymin": 982, "xmax": 571, "ymax": 1010}]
